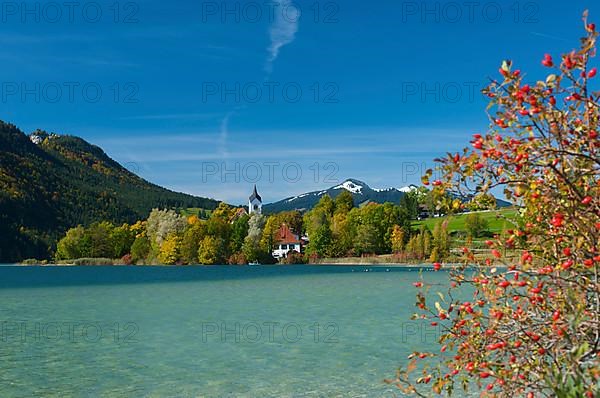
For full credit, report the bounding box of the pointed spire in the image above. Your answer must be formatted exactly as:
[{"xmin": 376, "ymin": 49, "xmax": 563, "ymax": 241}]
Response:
[{"xmin": 249, "ymin": 184, "xmax": 262, "ymax": 202}]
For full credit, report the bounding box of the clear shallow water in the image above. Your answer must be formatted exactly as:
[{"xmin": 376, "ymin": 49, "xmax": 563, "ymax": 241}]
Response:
[{"xmin": 0, "ymin": 265, "xmax": 450, "ymax": 397}]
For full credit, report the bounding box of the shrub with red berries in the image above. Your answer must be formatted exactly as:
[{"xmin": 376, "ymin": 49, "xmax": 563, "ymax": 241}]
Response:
[{"xmin": 390, "ymin": 12, "xmax": 599, "ymax": 397}]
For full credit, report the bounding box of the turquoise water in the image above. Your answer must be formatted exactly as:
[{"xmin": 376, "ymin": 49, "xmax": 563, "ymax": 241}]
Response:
[{"xmin": 0, "ymin": 265, "xmax": 450, "ymax": 397}]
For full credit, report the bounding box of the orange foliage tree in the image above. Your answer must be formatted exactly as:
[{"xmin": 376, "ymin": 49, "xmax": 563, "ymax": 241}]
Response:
[{"xmin": 392, "ymin": 12, "xmax": 599, "ymax": 397}]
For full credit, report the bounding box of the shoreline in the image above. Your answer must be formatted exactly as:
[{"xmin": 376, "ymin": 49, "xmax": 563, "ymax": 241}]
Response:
[{"xmin": 7, "ymin": 262, "xmax": 470, "ymax": 269}]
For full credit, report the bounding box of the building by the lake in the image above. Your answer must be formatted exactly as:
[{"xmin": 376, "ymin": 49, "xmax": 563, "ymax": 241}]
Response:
[
  {"xmin": 246, "ymin": 185, "xmax": 305, "ymax": 260},
  {"xmin": 248, "ymin": 185, "xmax": 262, "ymax": 215},
  {"xmin": 272, "ymin": 224, "xmax": 302, "ymax": 260}
]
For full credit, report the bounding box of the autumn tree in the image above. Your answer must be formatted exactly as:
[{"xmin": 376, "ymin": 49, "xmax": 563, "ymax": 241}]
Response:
[
  {"xmin": 277, "ymin": 210, "xmax": 304, "ymax": 235},
  {"xmin": 110, "ymin": 223, "xmax": 135, "ymax": 258},
  {"xmin": 391, "ymin": 225, "xmax": 406, "ymax": 254},
  {"xmin": 404, "ymin": 226, "xmax": 432, "ymax": 261},
  {"xmin": 304, "ymin": 195, "xmax": 335, "ymax": 257},
  {"xmin": 243, "ymin": 213, "xmax": 267, "ymax": 263},
  {"xmin": 181, "ymin": 218, "xmax": 206, "ymax": 264},
  {"xmin": 464, "ymin": 213, "xmax": 490, "ymax": 239},
  {"xmin": 55, "ymin": 226, "xmax": 89, "ymax": 260},
  {"xmin": 158, "ymin": 233, "xmax": 182, "ymax": 265},
  {"xmin": 467, "ymin": 193, "xmax": 497, "ymax": 211},
  {"xmin": 430, "ymin": 220, "xmax": 450, "ymax": 262},
  {"xmin": 331, "ymin": 211, "xmax": 354, "ymax": 256},
  {"xmin": 198, "ymin": 235, "xmax": 225, "ymax": 265},
  {"xmin": 260, "ymin": 215, "xmax": 281, "ymax": 255},
  {"xmin": 393, "ymin": 14, "xmax": 599, "ymax": 397},
  {"xmin": 334, "ymin": 190, "xmax": 354, "ymax": 214},
  {"xmin": 203, "ymin": 203, "xmax": 233, "ymax": 261},
  {"xmin": 354, "ymin": 223, "xmax": 379, "ymax": 255},
  {"xmin": 86, "ymin": 221, "xmax": 115, "ymax": 258},
  {"xmin": 146, "ymin": 209, "xmax": 186, "ymax": 248}
]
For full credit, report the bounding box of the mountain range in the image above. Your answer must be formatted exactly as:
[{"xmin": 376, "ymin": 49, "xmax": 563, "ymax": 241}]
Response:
[
  {"xmin": 264, "ymin": 179, "xmax": 416, "ymax": 213},
  {"xmin": 263, "ymin": 178, "xmax": 512, "ymax": 213},
  {"xmin": 0, "ymin": 121, "xmax": 219, "ymax": 262}
]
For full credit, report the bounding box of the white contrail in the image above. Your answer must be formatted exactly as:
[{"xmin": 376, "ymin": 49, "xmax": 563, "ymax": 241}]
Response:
[{"xmin": 265, "ymin": 0, "xmax": 299, "ymax": 73}]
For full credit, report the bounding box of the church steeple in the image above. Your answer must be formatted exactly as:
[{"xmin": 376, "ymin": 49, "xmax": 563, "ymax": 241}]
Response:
[{"xmin": 248, "ymin": 185, "xmax": 262, "ymax": 214}]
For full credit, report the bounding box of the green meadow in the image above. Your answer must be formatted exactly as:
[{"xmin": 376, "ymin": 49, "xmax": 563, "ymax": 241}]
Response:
[{"xmin": 413, "ymin": 207, "xmax": 519, "ymax": 233}]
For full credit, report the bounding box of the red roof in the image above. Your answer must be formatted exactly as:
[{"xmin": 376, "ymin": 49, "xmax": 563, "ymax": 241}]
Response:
[{"xmin": 277, "ymin": 224, "xmax": 301, "ymax": 245}]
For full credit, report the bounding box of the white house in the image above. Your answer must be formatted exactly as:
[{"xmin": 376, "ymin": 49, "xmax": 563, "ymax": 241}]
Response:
[{"xmin": 272, "ymin": 224, "xmax": 302, "ymax": 259}]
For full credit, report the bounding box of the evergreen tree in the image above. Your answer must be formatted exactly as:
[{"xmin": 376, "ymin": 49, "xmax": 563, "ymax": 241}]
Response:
[
  {"xmin": 230, "ymin": 214, "xmax": 250, "ymax": 253},
  {"xmin": 130, "ymin": 236, "xmax": 150, "ymax": 264}
]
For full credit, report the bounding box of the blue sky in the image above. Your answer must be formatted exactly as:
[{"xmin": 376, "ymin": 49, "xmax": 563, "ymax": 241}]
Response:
[{"xmin": 2, "ymin": 0, "xmax": 598, "ymax": 204}]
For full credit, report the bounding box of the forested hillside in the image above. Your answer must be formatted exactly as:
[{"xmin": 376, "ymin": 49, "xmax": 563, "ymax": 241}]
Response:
[{"xmin": 0, "ymin": 121, "xmax": 219, "ymax": 262}]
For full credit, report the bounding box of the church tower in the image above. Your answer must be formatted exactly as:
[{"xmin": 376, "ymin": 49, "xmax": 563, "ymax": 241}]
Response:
[{"xmin": 248, "ymin": 185, "xmax": 262, "ymax": 215}]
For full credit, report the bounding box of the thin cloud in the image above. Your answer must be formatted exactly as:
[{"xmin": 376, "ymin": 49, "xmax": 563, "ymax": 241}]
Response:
[
  {"xmin": 119, "ymin": 113, "xmax": 222, "ymax": 121},
  {"xmin": 265, "ymin": 0, "xmax": 299, "ymax": 73},
  {"xmin": 530, "ymin": 31, "xmax": 570, "ymax": 43},
  {"xmin": 218, "ymin": 111, "xmax": 234, "ymax": 158}
]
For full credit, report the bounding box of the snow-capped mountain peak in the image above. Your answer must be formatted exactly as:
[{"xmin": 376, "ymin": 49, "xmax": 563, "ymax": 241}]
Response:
[
  {"xmin": 264, "ymin": 178, "xmax": 406, "ymax": 213},
  {"xmin": 333, "ymin": 179, "xmax": 364, "ymax": 194},
  {"xmin": 399, "ymin": 184, "xmax": 419, "ymax": 193}
]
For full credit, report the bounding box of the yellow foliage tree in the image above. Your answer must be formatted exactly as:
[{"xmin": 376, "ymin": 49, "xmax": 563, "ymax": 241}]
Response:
[
  {"xmin": 390, "ymin": 225, "xmax": 405, "ymax": 254},
  {"xmin": 158, "ymin": 233, "xmax": 182, "ymax": 265},
  {"xmin": 197, "ymin": 235, "xmax": 223, "ymax": 265}
]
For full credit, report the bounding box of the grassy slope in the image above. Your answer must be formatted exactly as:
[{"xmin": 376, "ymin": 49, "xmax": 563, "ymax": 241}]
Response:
[
  {"xmin": 413, "ymin": 207, "xmax": 518, "ymax": 233},
  {"xmin": 181, "ymin": 208, "xmax": 213, "ymax": 219}
]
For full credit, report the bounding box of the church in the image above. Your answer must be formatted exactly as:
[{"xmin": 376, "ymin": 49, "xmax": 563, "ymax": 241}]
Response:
[
  {"xmin": 246, "ymin": 185, "xmax": 305, "ymax": 260},
  {"xmin": 248, "ymin": 184, "xmax": 262, "ymax": 214}
]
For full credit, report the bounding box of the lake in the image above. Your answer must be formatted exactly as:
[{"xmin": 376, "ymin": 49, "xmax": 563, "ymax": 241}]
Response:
[{"xmin": 0, "ymin": 265, "xmax": 452, "ymax": 397}]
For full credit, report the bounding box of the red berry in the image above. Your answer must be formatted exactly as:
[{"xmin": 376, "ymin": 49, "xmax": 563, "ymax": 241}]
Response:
[
  {"xmin": 541, "ymin": 54, "xmax": 553, "ymax": 67},
  {"xmin": 514, "ymin": 340, "xmax": 522, "ymax": 348},
  {"xmin": 581, "ymin": 196, "xmax": 593, "ymax": 205},
  {"xmin": 562, "ymin": 260, "xmax": 574, "ymax": 270},
  {"xmin": 551, "ymin": 213, "xmax": 564, "ymax": 227},
  {"xmin": 498, "ymin": 280, "xmax": 510, "ymax": 288},
  {"xmin": 588, "ymin": 67, "xmax": 597, "ymax": 78}
]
